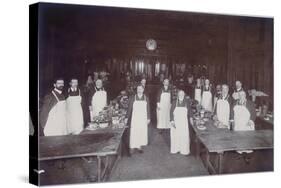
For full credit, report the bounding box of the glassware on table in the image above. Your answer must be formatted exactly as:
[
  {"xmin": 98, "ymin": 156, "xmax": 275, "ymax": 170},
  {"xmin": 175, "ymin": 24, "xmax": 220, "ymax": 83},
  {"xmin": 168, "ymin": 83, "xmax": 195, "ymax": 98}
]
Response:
[
  {"xmin": 200, "ymin": 109, "xmax": 205, "ymax": 118},
  {"xmin": 256, "ymin": 107, "xmax": 261, "ymax": 117},
  {"xmin": 112, "ymin": 116, "xmax": 119, "ymax": 125},
  {"xmin": 261, "ymin": 105, "xmax": 268, "ymax": 117},
  {"xmin": 115, "ymin": 103, "xmax": 119, "ymax": 110}
]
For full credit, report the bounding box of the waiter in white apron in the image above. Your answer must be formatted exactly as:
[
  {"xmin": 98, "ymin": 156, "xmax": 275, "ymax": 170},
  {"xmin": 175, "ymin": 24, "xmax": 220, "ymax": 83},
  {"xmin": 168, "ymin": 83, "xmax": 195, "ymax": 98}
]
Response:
[
  {"xmin": 213, "ymin": 84, "xmax": 222, "ymax": 108},
  {"xmin": 231, "ymin": 91, "xmax": 256, "ymax": 131},
  {"xmin": 194, "ymin": 78, "xmax": 202, "ymax": 104},
  {"xmin": 186, "ymin": 74, "xmax": 194, "ymax": 99},
  {"xmin": 170, "ymin": 90, "xmax": 191, "ymax": 155},
  {"xmin": 141, "ymin": 78, "xmax": 146, "ymax": 89},
  {"xmin": 90, "ymin": 79, "xmax": 107, "ymax": 120},
  {"xmin": 231, "ymin": 91, "xmax": 256, "ymax": 154},
  {"xmin": 156, "ymin": 79, "xmax": 172, "ymax": 130},
  {"xmin": 232, "ymin": 80, "xmax": 244, "ymax": 102},
  {"xmin": 140, "ymin": 77, "xmax": 148, "ymax": 95},
  {"xmin": 214, "ymin": 84, "xmax": 232, "ymax": 128},
  {"xmin": 66, "ymin": 78, "xmax": 84, "ymax": 135},
  {"xmin": 201, "ymin": 79, "xmax": 213, "ymax": 111},
  {"xmin": 126, "ymin": 84, "xmax": 151, "ymax": 154},
  {"xmin": 40, "ymin": 78, "xmax": 68, "ymax": 136}
]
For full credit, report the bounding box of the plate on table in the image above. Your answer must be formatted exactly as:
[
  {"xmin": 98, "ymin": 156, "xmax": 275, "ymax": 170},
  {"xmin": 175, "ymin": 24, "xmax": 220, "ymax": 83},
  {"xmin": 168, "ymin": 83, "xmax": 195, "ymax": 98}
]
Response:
[
  {"xmin": 267, "ymin": 114, "xmax": 273, "ymax": 118},
  {"xmin": 194, "ymin": 116, "xmax": 200, "ymax": 120},
  {"xmin": 199, "ymin": 120, "xmax": 205, "ymax": 124},
  {"xmin": 87, "ymin": 123, "xmax": 99, "ymax": 130},
  {"xmin": 99, "ymin": 122, "xmax": 109, "ymax": 128},
  {"xmin": 203, "ymin": 117, "xmax": 209, "ymax": 122},
  {"xmin": 264, "ymin": 117, "xmax": 270, "ymax": 121},
  {"xmin": 197, "ymin": 125, "xmax": 206, "ymax": 130}
]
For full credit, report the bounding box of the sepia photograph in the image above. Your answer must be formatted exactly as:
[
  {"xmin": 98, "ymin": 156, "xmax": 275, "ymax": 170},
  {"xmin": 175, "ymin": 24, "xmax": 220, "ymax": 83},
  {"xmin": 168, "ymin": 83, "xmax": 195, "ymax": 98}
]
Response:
[{"xmin": 29, "ymin": 2, "xmax": 273, "ymax": 186}]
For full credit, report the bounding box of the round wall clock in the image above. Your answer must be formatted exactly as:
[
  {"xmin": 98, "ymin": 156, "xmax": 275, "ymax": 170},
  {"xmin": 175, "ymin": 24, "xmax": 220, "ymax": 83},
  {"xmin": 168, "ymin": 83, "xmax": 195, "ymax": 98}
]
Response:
[{"xmin": 146, "ymin": 39, "xmax": 157, "ymax": 51}]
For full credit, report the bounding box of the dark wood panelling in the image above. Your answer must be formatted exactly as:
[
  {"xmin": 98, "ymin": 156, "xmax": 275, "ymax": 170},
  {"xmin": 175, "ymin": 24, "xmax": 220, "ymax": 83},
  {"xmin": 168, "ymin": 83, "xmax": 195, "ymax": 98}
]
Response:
[
  {"xmin": 227, "ymin": 17, "xmax": 273, "ymax": 99},
  {"xmin": 38, "ymin": 3, "xmax": 273, "ymax": 101}
]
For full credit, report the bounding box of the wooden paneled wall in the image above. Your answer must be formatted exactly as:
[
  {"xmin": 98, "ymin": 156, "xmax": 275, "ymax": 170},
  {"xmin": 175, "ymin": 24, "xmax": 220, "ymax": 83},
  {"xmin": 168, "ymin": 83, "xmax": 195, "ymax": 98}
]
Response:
[
  {"xmin": 227, "ymin": 17, "xmax": 273, "ymax": 98},
  {"xmin": 38, "ymin": 3, "xmax": 273, "ymax": 100}
]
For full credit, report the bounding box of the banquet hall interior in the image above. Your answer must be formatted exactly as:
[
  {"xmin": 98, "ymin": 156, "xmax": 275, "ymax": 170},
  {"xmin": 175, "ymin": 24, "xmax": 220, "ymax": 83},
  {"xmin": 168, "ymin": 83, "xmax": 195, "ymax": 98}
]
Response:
[{"xmin": 30, "ymin": 3, "xmax": 273, "ymax": 185}]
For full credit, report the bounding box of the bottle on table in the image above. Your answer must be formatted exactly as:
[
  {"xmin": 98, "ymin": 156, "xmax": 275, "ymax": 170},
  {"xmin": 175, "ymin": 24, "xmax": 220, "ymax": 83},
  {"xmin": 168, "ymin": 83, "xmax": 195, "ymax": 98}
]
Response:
[{"xmin": 229, "ymin": 120, "xmax": 234, "ymax": 131}]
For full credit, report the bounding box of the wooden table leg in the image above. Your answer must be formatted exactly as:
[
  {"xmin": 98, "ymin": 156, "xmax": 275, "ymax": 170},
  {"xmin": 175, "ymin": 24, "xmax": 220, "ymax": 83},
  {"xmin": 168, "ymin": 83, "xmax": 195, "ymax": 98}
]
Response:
[
  {"xmin": 195, "ymin": 137, "xmax": 200, "ymax": 159},
  {"xmin": 97, "ymin": 140, "xmax": 124, "ymax": 182},
  {"xmin": 217, "ymin": 152, "xmax": 224, "ymax": 174},
  {"xmin": 206, "ymin": 151, "xmax": 216, "ymax": 174},
  {"xmin": 101, "ymin": 156, "xmax": 109, "ymax": 181},
  {"xmin": 97, "ymin": 156, "xmax": 101, "ymax": 182}
]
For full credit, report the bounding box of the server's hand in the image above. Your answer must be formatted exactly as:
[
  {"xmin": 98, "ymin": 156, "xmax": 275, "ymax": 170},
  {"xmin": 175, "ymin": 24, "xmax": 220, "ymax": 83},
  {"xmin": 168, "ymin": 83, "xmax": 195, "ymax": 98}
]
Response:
[
  {"xmin": 213, "ymin": 115, "xmax": 218, "ymax": 121},
  {"xmin": 147, "ymin": 119, "xmax": 151, "ymax": 124},
  {"xmin": 247, "ymin": 120, "xmax": 255, "ymax": 129},
  {"xmin": 89, "ymin": 106, "xmax": 93, "ymax": 111},
  {"xmin": 170, "ymin": 121, "xmax": 176, "ymax": 128},
  {"xmin": 157, "ymin": 103, "xmax": 160, "ymax": 110},
  {"xmin": 232, "ymin": 92, "xmax": 239, "ymax": 100},
  {"xmin": 190, "ymin": 118, "xmax": 194, "ymax": 126}
]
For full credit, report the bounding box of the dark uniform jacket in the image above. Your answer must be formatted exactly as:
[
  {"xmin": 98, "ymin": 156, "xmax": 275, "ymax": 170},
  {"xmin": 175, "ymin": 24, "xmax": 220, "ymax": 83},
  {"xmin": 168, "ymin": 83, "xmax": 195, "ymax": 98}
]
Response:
[{"xmin": 186, "ymin": 83, "xmax": 195, "ymax": 99}]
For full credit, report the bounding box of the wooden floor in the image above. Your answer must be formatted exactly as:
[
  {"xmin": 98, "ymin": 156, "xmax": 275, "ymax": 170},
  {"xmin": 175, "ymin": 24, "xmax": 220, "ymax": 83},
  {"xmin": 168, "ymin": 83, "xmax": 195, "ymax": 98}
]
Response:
[{"xmin": 109, "ymin": 125, "xmax": 208, "ymax": 182}]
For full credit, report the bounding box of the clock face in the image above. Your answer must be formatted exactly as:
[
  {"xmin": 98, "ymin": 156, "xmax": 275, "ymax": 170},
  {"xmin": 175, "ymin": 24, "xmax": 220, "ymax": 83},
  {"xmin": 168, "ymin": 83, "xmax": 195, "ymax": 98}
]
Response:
[{"xmin": 146, "ymin": 39, "xmax": 157, "ymax": 51}]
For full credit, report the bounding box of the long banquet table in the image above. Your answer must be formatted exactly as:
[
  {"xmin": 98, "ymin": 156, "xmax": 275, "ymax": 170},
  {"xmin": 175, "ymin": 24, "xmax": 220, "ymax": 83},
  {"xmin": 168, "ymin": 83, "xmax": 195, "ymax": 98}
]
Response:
[
  {"xmin": 190, "ymin": 119, "xmax": 273, "ymax": 174},
  {"xmin": 37, "ymin": 126, "xmax": 126, "ymax": 183}
]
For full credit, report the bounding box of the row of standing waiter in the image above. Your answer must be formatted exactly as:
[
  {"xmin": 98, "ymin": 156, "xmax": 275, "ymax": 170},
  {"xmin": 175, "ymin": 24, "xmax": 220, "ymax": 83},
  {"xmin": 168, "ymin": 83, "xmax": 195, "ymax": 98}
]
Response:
[
  {"xmin": 39, "ymin": 76, "xmax": 256, "ymax": 156},
  {"xmin": 124, "ymin": 77, "xmax": 256, "ymax": 155}
]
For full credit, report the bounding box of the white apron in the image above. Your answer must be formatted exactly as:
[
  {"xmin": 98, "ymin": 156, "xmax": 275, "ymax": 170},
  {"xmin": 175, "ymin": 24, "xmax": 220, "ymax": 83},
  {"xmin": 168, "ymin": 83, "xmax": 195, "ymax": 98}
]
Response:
[
  {"xmin": 233, "ymin": 105, "xmax": 254, "ymax": 131},
  {"xmin": 194, "ymin": 88, "xmax": 201, "ymax": 104},
  {"xmin": 91, "ymin": 89, "xmax": 107, "ymax": 120},
  {"xmin": 170, "ymin": 102, "xmax": 190, "ymax": 155},
  {"xmin": 66, "ymin": 89, "xmax": 84, "ymax": 134},
  {"xmin": 130, "ymin": 96, "xmax": 148, "ymax": 149},
  {"xmin": 44, "ymin": 91, "xmax": 68, "ymax": 136},
  {"xmin": 201, "ymin": 90, "xmax": 213, "ymax": 111},
  {"xmin": 157, "ymin": 92, "xmax": 171, "ymax": 129},
  {"xmin": 216, "ymin": 98, "xmax": 230, "ymax": 127}
]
